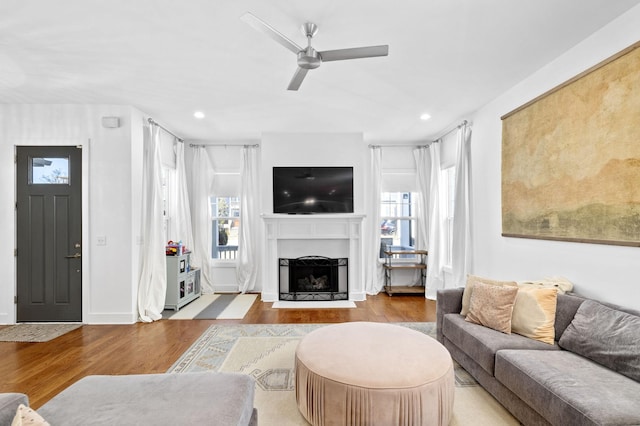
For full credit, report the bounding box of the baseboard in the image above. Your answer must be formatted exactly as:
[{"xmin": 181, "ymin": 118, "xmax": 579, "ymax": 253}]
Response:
[
  {"xmin": 0, "ymin": 313, "xmax": 12, "ymax": 325},
  {"xmin": 260, "ymin": 291, "xmax": 278, "ymax": 302},
  {"xmin": 1, "ymin": 311, "xmax": 137, "ymax": 325},
  {"xmin": 349, "ymin": 291, "xmax": 366, "ymax": 301},
  {"xmin": 84, "ymin": 312, "xmax": 138, "ymax": 324},
  {"xmin": 213, "ymin": 284, "xmax": 240, "ymax": 293}
]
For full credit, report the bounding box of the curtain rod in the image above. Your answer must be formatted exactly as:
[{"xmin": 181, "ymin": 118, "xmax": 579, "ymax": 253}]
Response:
[
  {"xmin": 368, "ymin": 143, "xmax": 430, "ymax": 148},
  {"xmin": 368, "ymin": 119, "xmax": 469, "ymax": 148},
  {"xmin": 431, "ymin": 119, "xmax": 469, "ymax": 142},
  {"xmin": 189, "ymin": 143, "xmax": 259, "ymax": 148},
  {"xmin": 147, "ymin": 118, "xmax": 184, "ymax": 143}
]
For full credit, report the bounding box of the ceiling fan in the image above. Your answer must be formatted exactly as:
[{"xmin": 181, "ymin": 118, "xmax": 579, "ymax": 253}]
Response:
[{"xmin": 240, "ymin": 12, "xmax": 389, "ymax": 91}]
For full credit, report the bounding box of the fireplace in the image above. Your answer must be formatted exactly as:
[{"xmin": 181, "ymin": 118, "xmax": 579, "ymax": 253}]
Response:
[
  {"xmin": 261, "ymin": 214, "xmax": 365, "ymax": 302},
  {"xmin": 279, "ymin": 256, "xmax": 348, "ymax": 301}
]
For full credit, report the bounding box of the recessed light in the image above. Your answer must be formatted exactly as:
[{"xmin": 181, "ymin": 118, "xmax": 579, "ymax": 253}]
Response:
[
  {"xmin": 194, "ymin": 111, "xmax": 205, "ymax": 119},
  {"xmin": 420, "ymin": 113, "xmax": 431, "ymax": 121}
]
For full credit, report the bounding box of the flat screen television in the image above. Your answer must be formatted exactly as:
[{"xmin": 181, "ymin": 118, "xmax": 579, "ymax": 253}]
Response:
[{"xmin": 273, "ymin": 166, "xmax": 354, "ymax": 214}]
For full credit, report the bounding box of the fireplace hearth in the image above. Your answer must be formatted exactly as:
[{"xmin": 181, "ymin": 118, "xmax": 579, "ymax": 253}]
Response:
[{"xmin": 279, "ymin": 256, "xmax": 348, "ymax": 301}]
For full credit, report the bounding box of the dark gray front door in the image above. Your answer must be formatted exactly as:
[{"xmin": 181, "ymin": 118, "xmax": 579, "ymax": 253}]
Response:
[{"xmin": 16, "ymin": 146, "xmax": 82, "ymax": 322}]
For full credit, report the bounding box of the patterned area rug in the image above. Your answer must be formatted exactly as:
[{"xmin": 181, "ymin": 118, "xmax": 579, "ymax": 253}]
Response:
[
  {"xmin": 0, "ymin": 323, "xmax": 81, "ymax": 342},
  {"xmin": 168, "ymin": 323, "xmax": 519, "ymax": 425}
]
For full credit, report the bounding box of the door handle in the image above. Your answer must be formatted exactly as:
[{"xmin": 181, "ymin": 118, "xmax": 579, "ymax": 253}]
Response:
[{"xmin": 65, "ymin": 253, "xmax": 82, "ymax": 259}]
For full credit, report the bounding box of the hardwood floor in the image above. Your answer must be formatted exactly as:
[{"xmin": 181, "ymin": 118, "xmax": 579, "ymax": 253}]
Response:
[{"xmin": 0, "ymin": 293, "xmax": 435, "ymax": 409}]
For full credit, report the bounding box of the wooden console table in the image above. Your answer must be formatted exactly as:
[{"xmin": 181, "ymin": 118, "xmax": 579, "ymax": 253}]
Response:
[{"xmin": 383, "ymin": 249, "xmax": 428, "ymax": 296}]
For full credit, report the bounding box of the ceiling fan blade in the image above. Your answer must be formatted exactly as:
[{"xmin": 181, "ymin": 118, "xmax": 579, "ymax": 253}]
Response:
[
  {"xmin": 240, "ymin": 12, "xmax": 303, "ymax": 55},
  {"xmin": 320, "ymin": 45, "xmax": 389, "ymax": 62},
  {"xmin": 287, "ymin": 67, "xmax": 309, "ymax": 91}
]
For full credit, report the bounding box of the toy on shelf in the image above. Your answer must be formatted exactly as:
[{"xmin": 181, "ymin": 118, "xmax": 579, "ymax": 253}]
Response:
[{"xmin": 166, "ymin": 240, "xmax": 188, "ymax": 256}]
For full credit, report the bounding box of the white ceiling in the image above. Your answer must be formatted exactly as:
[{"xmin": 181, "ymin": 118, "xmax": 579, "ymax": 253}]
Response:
[{"xmin": 2, "ymin": 0, "xmax": 639, "ymax": 143}]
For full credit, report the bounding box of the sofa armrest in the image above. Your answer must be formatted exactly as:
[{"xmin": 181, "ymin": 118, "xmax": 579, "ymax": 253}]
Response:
[
  {"xmin": 436, "ymin": 288, "xmax": 464, "ymax": 343},
  {"xmin": 0, "ymin": 393, "xmax": 28, "ymax": 425}
]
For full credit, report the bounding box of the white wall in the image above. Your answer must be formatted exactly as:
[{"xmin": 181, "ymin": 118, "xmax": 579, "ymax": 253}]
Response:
[
  {"xmin": 469, "ymin": 5, "xmax": 640, "ymax": 309},
  {"xmin": 0, "ymin": 104, "xmax": 144, "ymax": 324}
]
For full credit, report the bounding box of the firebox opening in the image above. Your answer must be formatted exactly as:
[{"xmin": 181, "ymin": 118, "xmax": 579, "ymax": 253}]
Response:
[{"xmin": 279, "ymin": 256, "xmax": 348, "ymax": 301}]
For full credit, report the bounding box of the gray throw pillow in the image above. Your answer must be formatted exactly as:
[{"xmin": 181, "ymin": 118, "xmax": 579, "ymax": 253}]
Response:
[{"xmin": 558, "ymin": 300, "xmax": 640, "ymax": 382}]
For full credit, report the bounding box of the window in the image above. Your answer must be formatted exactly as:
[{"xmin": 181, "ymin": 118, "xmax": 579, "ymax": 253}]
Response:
[
  {"xmin": 441, "ymin": 167, "xmax": 456, "ymax": 267},
  {"xmin": 211, "ymin": 196, "xmax": 240, "ymax": 260},
  {"xmin": 30, "ymin": 157, "xmax": 70, "ymax": 184},
  {"xmin": 379, "ymin": 192, "xmax": 417, "ymax": 259}
]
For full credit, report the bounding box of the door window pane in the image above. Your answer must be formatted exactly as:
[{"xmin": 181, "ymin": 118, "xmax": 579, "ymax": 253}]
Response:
[{"xmin": 30, "ymin": 157, "xmax": 70, "ymax": 184}]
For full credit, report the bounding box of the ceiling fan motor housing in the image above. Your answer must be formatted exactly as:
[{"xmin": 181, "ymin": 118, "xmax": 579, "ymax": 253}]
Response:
[{"xmin": 297, "ymin": 47, "xmax": 322, "ymax": 69}]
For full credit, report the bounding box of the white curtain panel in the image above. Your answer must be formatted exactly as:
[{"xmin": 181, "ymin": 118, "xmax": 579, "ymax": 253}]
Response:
[
  {"xmin": 452, "ymin": 124, "xmax": 473, "ymax": 287},
  {"xmin": 416, "ymin": 144, "xmax": 447, "ymax": 299},
  {"xmin": 237, "ymin": 146, "xmax": 261, "ymax": 293},
  {"xmin": 189, "ymin": 146, "xmax": 215, "ymax": 293},
  {"xmin": 173, "ymin": 141, "xmax": 194, "ymax": 253},
  {"xmin": 364, "ymin": 146, "xmax": 384, "ymax": 294},
  {"xmin": 137, "ymin": 124, "xmax": 167, "ymax": 322},
  {"xmin": 414, "ymin": 147, "xmax": 430, "ymax": 251}
]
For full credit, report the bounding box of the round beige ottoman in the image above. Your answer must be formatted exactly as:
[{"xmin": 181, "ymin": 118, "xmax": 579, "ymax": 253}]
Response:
[{"xmin": 295, "ymin": 322, "xmax": 454, "ymax": 426}]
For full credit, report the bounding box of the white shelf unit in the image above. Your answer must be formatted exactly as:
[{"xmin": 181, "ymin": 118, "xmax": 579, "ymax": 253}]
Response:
[{"xmin": 165, "ymin": 253, "xmax": 201, "ymax": 310}]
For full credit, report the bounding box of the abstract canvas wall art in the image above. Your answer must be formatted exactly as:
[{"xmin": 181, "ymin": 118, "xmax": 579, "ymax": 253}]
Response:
[{"xmin": 501, "ymin": 42, "xmax": 640, "ymax": 247}]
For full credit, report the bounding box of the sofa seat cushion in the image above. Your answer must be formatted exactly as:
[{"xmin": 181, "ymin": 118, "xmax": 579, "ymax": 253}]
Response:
[
  {"xmin": 38, "ymin": 373, "xmax": 255, "ymax": 426},
  {"xmin": 495, "ymin": 349, "xmax": 640, "ymax": 426},
  {"xmin": 442, "ymin": 313, "xmax": 559, "ymax": 376}
]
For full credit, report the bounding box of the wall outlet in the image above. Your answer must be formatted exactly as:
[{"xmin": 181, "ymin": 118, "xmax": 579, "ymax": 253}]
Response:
[{"xmin": 97, "ymin": 236, "xmax": 107, "ymax": 246}]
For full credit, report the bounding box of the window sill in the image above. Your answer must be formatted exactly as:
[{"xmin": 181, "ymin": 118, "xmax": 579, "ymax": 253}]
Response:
[{"xmin": 211, "ymin": 260, "xmax": 237, "ymax": 268}]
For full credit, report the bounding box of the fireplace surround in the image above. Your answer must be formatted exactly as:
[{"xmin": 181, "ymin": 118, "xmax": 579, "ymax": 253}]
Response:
[{"xmin": 261, "ymin": 214, "xmax": 365, "ymax": 302}]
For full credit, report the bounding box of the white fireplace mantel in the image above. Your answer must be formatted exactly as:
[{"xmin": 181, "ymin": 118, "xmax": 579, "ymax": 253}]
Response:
[{"xmin": 261, "ymin": 214, "xmax": 366, "ymax": 302}]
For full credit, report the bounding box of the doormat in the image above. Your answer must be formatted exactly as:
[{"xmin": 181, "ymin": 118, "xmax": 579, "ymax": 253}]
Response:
[
  {"xmin": 163, "ymin": 293, "xmax": 258, "ymax": 320},
  {"xmin": 0, "ymin": 323, "xmax": 82, "ymax": 342}
]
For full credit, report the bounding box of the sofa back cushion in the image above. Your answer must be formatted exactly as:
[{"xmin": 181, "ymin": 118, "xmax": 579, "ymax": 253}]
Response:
[
  {"xmin": 554, "ymin": 293, "xmax": 586, "ymax": 340},
  {"xmin": 465, "ymin": 281, "xmax": 518, "ymax": 334},
  {"xmin": 460, "ymin": 275, "xmax": 518, "ymax": 316},
  {"xmin": 511, "ymin": 286, "xmax": 558, "ymax": 344},
  {"xmin": 558, "ymin": 300, "xmax": 640, "ymax": 382}
]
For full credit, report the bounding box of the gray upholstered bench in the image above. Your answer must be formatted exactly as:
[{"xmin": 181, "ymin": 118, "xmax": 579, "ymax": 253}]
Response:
[{"xmin": 3, "ymin": 372, "xmax": 257, "ymax": 425}]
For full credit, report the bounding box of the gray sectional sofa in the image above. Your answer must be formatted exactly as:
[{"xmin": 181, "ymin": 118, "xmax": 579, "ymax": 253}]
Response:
[
  {"xmin": 437, "ymin": 288, "xmax": 640, "ymax": 426},
  {"xmin": 0, "ymin": 372, "xmax": 257, "ymax": 425}
]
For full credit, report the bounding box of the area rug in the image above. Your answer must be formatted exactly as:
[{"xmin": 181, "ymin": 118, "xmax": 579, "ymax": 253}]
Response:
[
  {"xmin": 168, "ymin": 323, "xmax": 519, "ymax": 425},
  {"xmin": 0, "ymin": 323, "xmax": 81, "ymax": 342},
  {"xmin": 164, "ymin": 293, "xmax": 257, "ymax": 320}
]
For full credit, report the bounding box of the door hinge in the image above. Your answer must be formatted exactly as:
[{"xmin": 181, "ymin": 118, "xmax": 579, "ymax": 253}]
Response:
[
  {"xmin": 14, "ymin": 295, "xmax": 17, "ymax": 304},
  {"xmin": 14, "ymin": 248, "xmax": 17, "ymax": 257}
]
